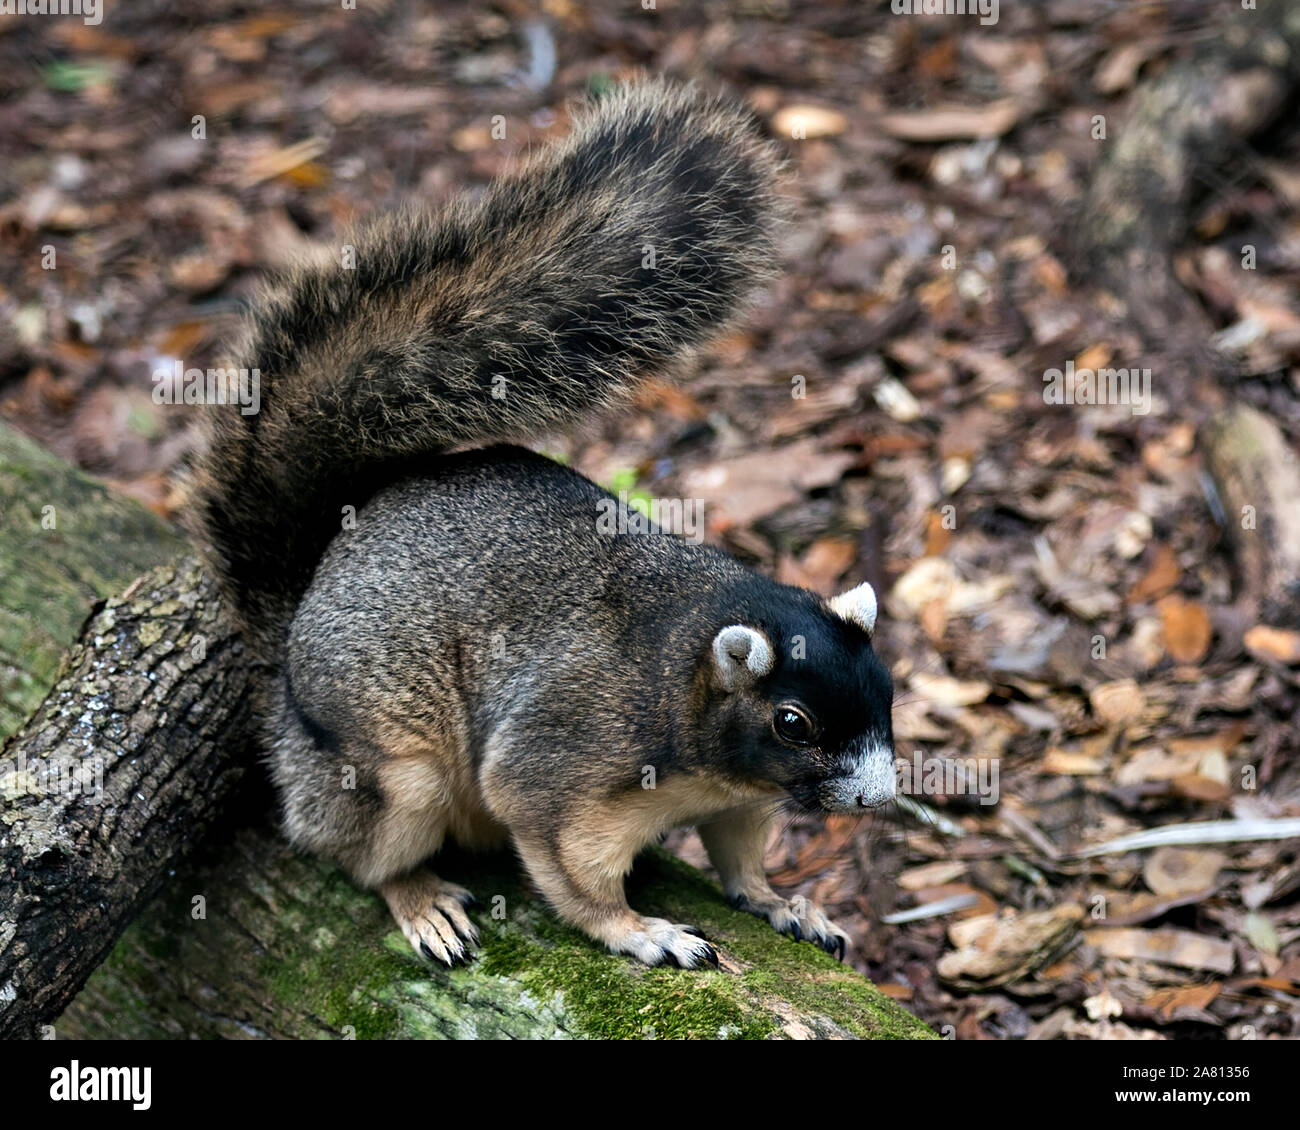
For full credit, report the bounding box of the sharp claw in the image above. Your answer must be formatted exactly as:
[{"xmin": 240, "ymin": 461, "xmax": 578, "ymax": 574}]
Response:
[
  {"xmin": 788, "ymin": 920, "xmax": 802, "ymax": 942},
  {"xmin": 420, "ymin": 941, "xmax": 437, "ymax": 962},
  {"xmin": 462, "ymin": 892, "xmax": 480, "ymax": 908},
  {"xmin": 836, "ymin": 936, "xmax": 847, "ymax": 962},
  {"xmin": 700, "ymin": 944, "xmax": 719, "ymax": 968},
  {"xmin": 681, "ymin": 925, "xmax": 706, "ymax": 938}
]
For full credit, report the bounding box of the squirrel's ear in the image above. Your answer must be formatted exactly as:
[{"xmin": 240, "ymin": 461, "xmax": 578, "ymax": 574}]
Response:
[
  {"xmin": 829, "ymin": 582, "xmax": 877, "ymax": 637},
  {"xmin": 711, "ymin": 625, "xmax": 774, "ymax": 691}
]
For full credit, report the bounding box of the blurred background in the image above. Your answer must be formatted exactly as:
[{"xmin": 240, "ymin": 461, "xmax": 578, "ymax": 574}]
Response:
[{"xmin": 3, "ymin": 0, "xmax": 1299, "ymax": 1039}]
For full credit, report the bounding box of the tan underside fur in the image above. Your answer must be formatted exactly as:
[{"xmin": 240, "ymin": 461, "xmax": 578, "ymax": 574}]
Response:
[{"xmin": 361, "ymin": 743, "xmax": 506, "ymax": 887}]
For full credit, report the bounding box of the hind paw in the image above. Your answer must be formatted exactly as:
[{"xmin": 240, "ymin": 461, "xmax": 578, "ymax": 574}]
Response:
[{"xmin": 382, "ymin": 870, "xmax": 480, "ymax": 967}]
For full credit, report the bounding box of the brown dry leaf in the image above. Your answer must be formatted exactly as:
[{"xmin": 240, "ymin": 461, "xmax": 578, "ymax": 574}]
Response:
[
  {"xmin": 1041, "ymin": 748, "xmax": 1107, "ymax": 775},
  {"xmin": 168, "ymin": 253, "xmax": 230, "ymax": 294},
  {"xmin": 1034, "ymin": 254, "xmax": 1069, "ymax": 295},
  {"xmin": 916, "ymin": 36, "xmax": 959, "ymax": 80},
  {"xmin": 1085, "ymin": 927, "xmax": 1235, "ymax": 975},
  {"xmin": 48, "ymin": 21, "xmax": 140, "ymax": 59},
  {"xmin": 1114, "ymin": 745, "xmax": 1202, "ymax": 787},
  {"xmin": 890, "ymin": 557, "xmax": 1013, "ymax": 620},
  {"xmin": 1226, "ymin": 976, "xmax": 1300, "ymax": 995},
  {"xmin": 768, "ymin": 814, "xmax": 859, "ymax": 886},
  {"xmin": 634, "ymin": 379, "xmax": 706, "ymax": 422},
  {"xmin": 1143, "ymin": 848, "xmax": 1225, "ymax": 899},
  {"xmin": 911, "ymin": 674, "xmax": 991, "ymax": 708},
  {"xmin": 680, "ymin": 439, "xmax": 855, "ymax": 530},
  {"xmin": 1094, "ymin": 42, "xmax": 1157, "ymax": 95},
  {"xmin": 23, "ymin": 366, "xmax": 76, "ymax": 413},
  {"xmin": 50, "ymin": 340, "xmax": 97, "ymax": 367},
  {"xmin": 772, "ymin": 104, "xmax": 847, "ymax": 139},
  {"xmin": 206, "ymin": 14, "xmax": 301, "ymax": 62},
  {"xmin": 878, "ymin": 98, "xmax": 1021, "ymax": 141},
  {"xmin": 924, "ymin": 510, "xmax": 953, "ymax": 556},
  {"xmin": 1243, "ymin": 624, "xmax": 1300, "ymax": 664},
  {"xmin": 1128, "ymin": 544, "xmax": 1180, "ymax": 603},
  {"xmin": 1074, "ymin": 342, "xmax": 1112, "ymax": 372},
  {"xmin": 891, "ymin": 698, "xmax": 951, "ymax": 742},
  {"xmin": 1144, "ymin": 983, "xmax": 1222, "ymax": 1021},
  {"xmin": 776, "ymin": 537, "xmax": 858, "ymax": 595},
  {"xmin": 1099, "ymin": 889, "xmax": 1216, "ymax": 928},
  {"xmin": 280, "ymin": 161, "xmax": 330, "ymax": 188},
  {"xmin": 1169, "ymin": 774, "xmax": 1232, "ymax": 803},
  {"xmin": 240, "ymin": 138, "xmax": 328, "ymax": 188},
  {"xmin": 1090, "ymin": 679, "xmax": 1145, "ymax": 726},
  {"xmin": 1166, "ymin": 723, "xmax": 1249, "ymax": 759},
  {"xmin": 1158, "ymin": 595, "xmax": 1212, "ymax": 664},
  {"xmin": 897, "ymin": 861, "xmax": 967, "ymax": 891},
  {"xmin": 938, "ymin": 906, "xmax": 1084, "ymax": 989},
  {"xmin": 920, "ymin": 599, "xmax": 949, "ymax": 643},
  {"xmin": 156, "ymin": 321, "xmax": 208, "ymax": 358}
]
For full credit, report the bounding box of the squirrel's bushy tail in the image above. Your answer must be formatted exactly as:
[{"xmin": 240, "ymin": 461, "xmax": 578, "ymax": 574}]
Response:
[{"xmin": 192, "ymin": 79, "xmax": 783, "ymax": 661}]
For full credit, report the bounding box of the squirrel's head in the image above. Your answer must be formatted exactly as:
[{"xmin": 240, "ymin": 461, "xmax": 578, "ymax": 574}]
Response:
[{"xmin": 704, "ymin": 582, "xmax": 895, "ymax": 814}]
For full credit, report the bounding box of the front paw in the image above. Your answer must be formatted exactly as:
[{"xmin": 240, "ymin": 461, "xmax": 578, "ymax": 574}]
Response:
[
  {"xmin": 611, "ymin": 917, "xmax": 719, "ymax": 969},
  {"xmin": 732, "ymin": 892, "xmax": 850, "ymax": 960}
]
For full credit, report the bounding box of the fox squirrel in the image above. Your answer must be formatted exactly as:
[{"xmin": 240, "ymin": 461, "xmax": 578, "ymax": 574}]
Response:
[{"xmin": 193, "ymin": 79, "xmax": 895, "ymax": 969}]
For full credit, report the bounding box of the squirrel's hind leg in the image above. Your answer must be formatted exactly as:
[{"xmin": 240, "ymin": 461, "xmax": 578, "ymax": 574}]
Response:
[
  {"xmin": 268, "ymin": 675, "xmax": 486, "ymax": 964},
  {"xmin": 381, "ymin": 869, "xmax": 479, "ymax": 966},
  {"xmin": 334, "ymin": 755, "xmax": 487, "ymax": 966}
]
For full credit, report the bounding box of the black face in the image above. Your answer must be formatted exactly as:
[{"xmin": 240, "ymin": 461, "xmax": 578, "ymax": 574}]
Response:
[{"xmin": 704, "ymin": 589, "xmax": 896, "ymax": 814}]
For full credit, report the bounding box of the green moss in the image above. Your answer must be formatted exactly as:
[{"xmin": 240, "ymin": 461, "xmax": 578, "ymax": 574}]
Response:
[
  {"xmin": 62, "ymin": 832, "xmax": 934, "ymax": 1041},
  {"xmin": 0, "ymin": 422, "xmax": 185, "ymax": 739}
]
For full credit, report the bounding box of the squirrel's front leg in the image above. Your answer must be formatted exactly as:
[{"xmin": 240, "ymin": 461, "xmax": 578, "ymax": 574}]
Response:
[
  {"xmin": 512, "ymin": 829, "xmax": 719, "ymax": 970},
  {"xmin": 698, "ymin": 806, "xmax": 850, "ymax": 960}
]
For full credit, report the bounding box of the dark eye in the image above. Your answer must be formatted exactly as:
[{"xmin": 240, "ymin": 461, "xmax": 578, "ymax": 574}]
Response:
[{"xmin": 772, "ymin": 704, "xmax": 816, "ymax": 746}]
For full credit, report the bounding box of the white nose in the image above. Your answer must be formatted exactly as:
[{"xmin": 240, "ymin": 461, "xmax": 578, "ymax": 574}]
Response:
[
  {"xmin": 821, "ymin": 742, "xmax": 896, "ymax": 811},
  {"xmin": 856, "ymin": 781, "xmax": 894, "ymax": 808}
]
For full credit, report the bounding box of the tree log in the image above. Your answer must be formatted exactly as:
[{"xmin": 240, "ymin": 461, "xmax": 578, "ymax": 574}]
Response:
[
  {"xmin": 0, "ymin": 422, "xmax": 254, "ymax": 1038},
  {"xmin": 58, "ymin": 830, "xmax": 932, "ymax": 1040},
  {"xmin": 0, "ymin": 421, "xmax": 932, "ymax": 1040}
]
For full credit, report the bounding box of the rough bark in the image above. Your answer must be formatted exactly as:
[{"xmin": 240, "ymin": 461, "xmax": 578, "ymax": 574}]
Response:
[
  {"xmin": 0, "ymin": 553, "xmax": 253, "ymax": 1039},
  {"xmin": 0, "ymin": 422, "xmax": 932, "ymax": 1040}
]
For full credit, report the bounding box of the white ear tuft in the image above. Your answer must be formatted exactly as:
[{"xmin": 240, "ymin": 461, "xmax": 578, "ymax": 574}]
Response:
[
  {"xmin": 829, "ymin": 582, "xmax": 878, "ymax": 636},
  {"xmin": 711, "ymin": 625, "xmax": 774, "ymax": 691}
]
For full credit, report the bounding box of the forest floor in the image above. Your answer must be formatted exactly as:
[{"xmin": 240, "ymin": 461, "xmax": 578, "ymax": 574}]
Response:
[{"xmin": 2, "ymin": 0, "xmax": 1299, "ymax": 1039}]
